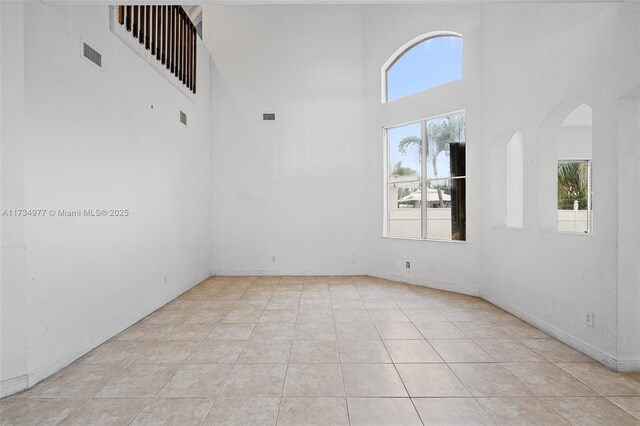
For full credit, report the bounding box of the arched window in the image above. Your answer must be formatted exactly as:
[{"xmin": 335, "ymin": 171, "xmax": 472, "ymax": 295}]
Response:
[
  {"xmin": 382, "ymin": 32, "xmax": 463, "ymax": 103},
  {"xmin": 506, "ymin": 132, "xmax": 524, "ymax": 228}
]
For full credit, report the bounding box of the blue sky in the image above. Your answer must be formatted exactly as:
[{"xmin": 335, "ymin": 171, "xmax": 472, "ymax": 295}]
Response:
[{"xmin": 387, "ymin": 36, "xmax": 463, "ymax": 102}]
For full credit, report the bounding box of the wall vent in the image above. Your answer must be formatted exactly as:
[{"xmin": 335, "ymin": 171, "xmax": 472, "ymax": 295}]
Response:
[
  {"xmin": 263, "ymin": 113, "xmax": 276, "ymax": 121},
  {"xmin": 82, "ymin": 42, "xmax": 102, "ymax": 68},
  {"xmin": 180, "ymin": 110, "xmax": 188, "ymax": 126}
]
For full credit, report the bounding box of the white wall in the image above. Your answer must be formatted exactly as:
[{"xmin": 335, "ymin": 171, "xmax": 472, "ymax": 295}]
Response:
[
  {"xmin": 480, "ymin": 2, "xmax": 639, "ymax": 368},
  {"xmin": 1, "ymin": 3, "xmax": 212, "ymax": 395},
  {"xmin": 204, "ymin": 5, "xmax": 368, "ymax": 276}
]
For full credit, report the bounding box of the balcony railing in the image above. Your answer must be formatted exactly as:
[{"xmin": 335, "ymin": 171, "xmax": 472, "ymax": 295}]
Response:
[{"xmin": 117, "ymin": 5, "xmax": 197, "ymax": 94}]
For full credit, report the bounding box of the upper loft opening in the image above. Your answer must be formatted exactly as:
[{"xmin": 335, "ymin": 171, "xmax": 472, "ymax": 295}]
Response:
[{"xmin": 382, "ymin": 31, "xmax": 463, "ymax": 103}]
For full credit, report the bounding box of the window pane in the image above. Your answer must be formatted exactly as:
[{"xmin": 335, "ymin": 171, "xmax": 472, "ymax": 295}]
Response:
[
  {"xmin": 557, "ymin": 160, "xmax": 591, "ymax": 233},
  {"xmin": 425, "ymin": 178, "xmax": 466, "ymax": 241},
  {"xmin": 388, "ymin": 181, "xmax": 421, "ymax": 238},
  {"xmin": 426, "ymin": 112, "xmax": 466, "ymax": 179},
  {"xmin": 387, "ymin": 36, "xmax": 463, "ymax": 102},
  {"xmin": 388, "ymin": 123, "xmax": 422, "ymax": 181}
]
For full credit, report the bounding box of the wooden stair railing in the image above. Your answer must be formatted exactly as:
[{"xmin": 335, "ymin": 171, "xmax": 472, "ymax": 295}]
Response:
[{"xmin": 117, "ymin": 5, "xmax": 197, "ymax": 94}]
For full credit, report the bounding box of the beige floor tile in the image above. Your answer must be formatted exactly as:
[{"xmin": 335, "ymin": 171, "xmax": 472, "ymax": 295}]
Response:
[
  {"xmin": 556, "ymin": 362, "xmax": 640, "ymax": 396},
  {"xmin": 369, "ymin": 309, "xmax": 410, "ymax": 322},
  {"xmin": 132, "ymin": 340, "xmax": 199, "ymax": 363},
  {"xmin": 333, "ymin": 309, "xmax": 370, "ymax": 322},
  {"xmin": 608, "ymin": 397, "xmax": 640, "ymax": 420},
  {"xmin": 429, "ymin": 339, "xmax": 494, "ymax": 362},
  {"xmin": 237, "ymin": 341, "xmax": 292, "ymax": 363},
  {"xmin": 283, "ymin": 363, "xmax": 345, "ymax": 396},
  {"xmin": 477, "ymin": 397, "xmax": 569, "ymax": 425},
  {"xmin": 58, "ymin": 398, "xmax": 149, "ymax": 425},
  {"xmin": 542, "ymin": 397, "xmax": 640, "ymax": 425},
  {"xmin": 384, "ymin": 340, "xmax": 443, "ymax": 363},
  {"xmin": 276, "ymin": 283, "xmax": 303, "ymax": 291},
  {"xmin": 332, "ymin": 300, "xmax": 366, "ymax": 310},
  {"xmin": 375, "ymin": 322, "xmax": 423, "ymax": 339},
  {"xmin": 249, "ymin": 323, "xmax": 295, "ymax": 341},
  {"xmin": 164, "ymin": 322, "xmax": 217, "ymax": 340},
  {"xmin": 204, "ymin": 397, "xmax": 280, "ymax": 425},
  {"xmin": 266, "ymin": 299, "xmax": 299, "ymax": 310},
  {"xmin": 220, "ymin": 364, "xmax": 287, "ymax": 397},
  {"xmin": 157, "ymin": 363, "xmax": 233, "ymax": 397},
  {"xmin": 296, "ymin": 309, "xmax": 334, "ymax": 323},
  {"xmin": 116, "ymin": 320, "xmax": 174, "ymax": 341},
  {"xmin": 348, "ymin": 397, "xmax": 421, "ymax": 426},
  {"xmin": 233, "ymin": 299, "xmax": 269, "ymax": 310},
  {"xmin": 474, "ymin": 339, "xmax": 546, "ymax": 362},
  {"xmin": 207, "ymin": 323, "xmax": 256, "ymax": 340},
  {"xmin": 222, "ymin": 309, "xmax": 263, "ymax": 324},
  {"xmin": 258, "ymin": 309, "xmax": 297, "ymax": 323},
  {"xmin": 342, "ymin": 363, "xmax": 407, "ymax": 397},
  {"xmin": 363, "ymin": 300, "xmax": 398, "ymax": 309},
  {"xmin": 402, "ymin": 309, "xmax": 448, "ymax": 322},
  {"xmin": 28, "ymin": 364, "xmax": 120, "ymax": 398},
  {"xmin": 495, "ymin": 320, "xmax": 548, "ymax": 339},
  {"xmin": 413, "ymin": 322, "xmax": 467, "ymax": 339},
  {"xmin": 290, "ymin": 340, "xmax": 340, "ymax": 363},
  {"xmin": 502, "ymin": 362, "xmax": 596, "ymax": 396},
  {"xmin": 453, "ymin": 321, "xmax": 510, "ymax": 338},
  {"xmin": 94, "ymin": 364, "xmax": 179, "ymax": 398},
  {"xmin": 300, "ymin": 299, "xmax": 333, "ymax": 310},
  {"xmin": 520, "ymin": 339, "xmax": 593, "ymax": 362},
  {"xmin": 412, "ymin": 398, "xmax": 494, "ymax": 425},
  {"xmin": 78, "ymin": 340, "xmax": 143, "ymax": 364},
  {"xmin": 336, "ymin": 322, "xmax": 380, "ymax": 340},
  {"xmin": 294, "ymin": 322, "xmax": 337, "ymax": 340},
  {"xmin": 183, "ymin": 311, "xmax": 226, "ymax": 326},
  {"xmin": 0, "ymin": 399, "xmax": 81, "ymax": 426},
  {"xmin": 277, "ymin": 397, "xmax": 349, "ymax": 426},
  {"xmin": 449, "ymin": 363, "xmax": 533, "ymax": 397},
  {"xmin": 188, "ymin": 340, "xmax": 246, "ymax": 363},
  {"xmin": 339, "ymin": 340, "xmax": 392, "ymax": 363},
  {"xmin": 626, "ymin": 373, "xmax": 640, "ymax": 383},
  {"xmin": 396, "ymin": 364, "xmax": 470, "ymax": 397},
  {"xmin": 130, "ymin": 397, "xmax": 213, "ymax": 425}
]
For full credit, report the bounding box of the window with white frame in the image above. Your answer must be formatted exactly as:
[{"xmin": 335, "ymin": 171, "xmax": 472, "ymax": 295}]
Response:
[{"xmin": 385, "ymin": 111, "xmax": 466, "ymax": 241}]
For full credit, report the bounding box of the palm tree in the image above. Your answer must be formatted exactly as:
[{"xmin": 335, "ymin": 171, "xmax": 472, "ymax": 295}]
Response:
[
  {"xmin": 557, "ymin": 162, "xmax": 589, "ymax": 209},
  {"xmin": 398, "ymin": 114, "xmax": 465, "ymax": 203}
]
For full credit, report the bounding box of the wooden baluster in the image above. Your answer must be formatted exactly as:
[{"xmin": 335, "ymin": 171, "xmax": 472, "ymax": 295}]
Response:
[
  {"xmin": 180, "ymin": 10, "xmax": 185, "ymax": 84},
  {"xmin": 139, "ymin": 6, "xmax": 145, "ymax": 44},
  {"xmin": 187, "ymin": 23, "xmax": 191, "ymax": 90},
  {"xmin": 193, "ymin": 26, "xmax": 197, "ymax": 93},
  {"xmin": 174, "ymin": 7, "xmax": 179, "ymax": 78},
  {"xmin": 145, "ymin": 6, "xmax": 150, "ymax": 49},
  {"xmin": 169, "ymin": 6, "xmax": 174, "ymax": 72},
  {"xmin": 118, "ymin": 6, "xmax": 124, "ymax": 25},
  {"xmin": 151, "ymin": 6, "xmax": 156, "ymax": 54},
  {"xmin": 155, "ymin": 6, "xmax": 161, "ymax": 60},
  {"xmin": 125, "ymin": 5, "xmax": 131, "ymax": 32},
  {"xmin": 132, "ymin": 6, "xmax": 138, "ymax": 37},
  {"xmin": 162, "ymin": 6, "xmax": 167, "ymax": 65}
]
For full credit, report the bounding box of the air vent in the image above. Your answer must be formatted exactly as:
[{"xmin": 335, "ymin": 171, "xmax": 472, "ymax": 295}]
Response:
[
  {"xmin": 263, "ymin": 113, "xmax": 276, "ymax": 121},
  {"xmin": 82, "ymin": 42, "xmax": 102, "ymax": 68},
  {"xmin": 180, "ymin": 110, "xmax": 187, "ymax": 126}
]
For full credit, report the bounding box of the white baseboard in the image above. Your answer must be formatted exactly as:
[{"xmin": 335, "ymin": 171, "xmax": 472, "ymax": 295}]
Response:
[
  {"xmin": 368, "ymin": 271, "xmax": 480, "ymax": 297},
  {"xmin": 0, "ymin": 374, "xmax": 29, "ymax": 398},
  {"xmin": 0, "ymin": 272, "xmax": 209, "ymax": 398},
  {"xmin": 482, "ymin": 291, "xmax": 619, "ymax": 370},
  {"xmin": 616, "ymin": 359, "xmax": 640, "ymax": 372},
  {"xmin": 211, "ymin": 268, "xmax": 367, "ymax": 277}
]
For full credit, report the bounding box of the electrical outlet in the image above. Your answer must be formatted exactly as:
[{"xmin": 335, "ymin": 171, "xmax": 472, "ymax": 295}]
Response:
[
  {"xmin": 271, "ymin": 255, "xmax": 276, "ymax": 263},
  {"xmin": 405, "ymin": 261, "xmax": 411, "ymax": 269},
  {"xmin": 585, "ymin": 312, "xmax": 594, "ymax": 328}
]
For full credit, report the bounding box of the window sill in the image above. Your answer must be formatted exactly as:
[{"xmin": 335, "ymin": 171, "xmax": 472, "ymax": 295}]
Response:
[{"xmin": 382, "ymin": 235, "xmax": 466, "ymax": 244}]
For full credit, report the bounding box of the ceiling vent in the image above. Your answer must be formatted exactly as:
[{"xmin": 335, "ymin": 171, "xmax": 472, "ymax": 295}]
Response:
[
  {"xmin": 180, "ymin": 111, "xmax": 188, "ymax": 126},
  {"xmin": 263, "ymin": 113, "xmax": 276, "ymax": 121},
  {"xmin": 82, "ymin": 42, "xmax": 102, "ymax": 68}
]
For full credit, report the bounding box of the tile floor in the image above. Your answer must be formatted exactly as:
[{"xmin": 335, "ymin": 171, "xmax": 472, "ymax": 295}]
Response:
[{"xmin": 2, "ymin": 276, "xmax": 640, "ymax": 425}]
